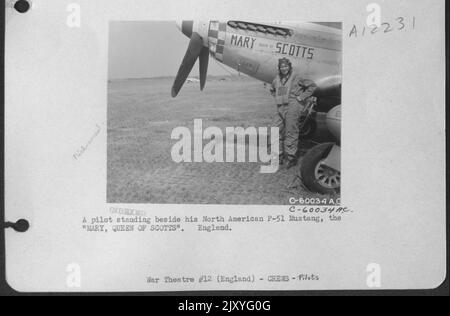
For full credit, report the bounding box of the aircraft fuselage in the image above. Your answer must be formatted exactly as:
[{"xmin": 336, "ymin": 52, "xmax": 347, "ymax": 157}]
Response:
[{"xmin": 205, "ymin": 21, "xmax": 342, "ymax": 89}]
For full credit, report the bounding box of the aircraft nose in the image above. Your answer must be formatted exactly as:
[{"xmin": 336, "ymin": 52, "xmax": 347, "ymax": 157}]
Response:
[{"xmin": 177, "ymin": 20, "xmax": 194, "ymax": 38}]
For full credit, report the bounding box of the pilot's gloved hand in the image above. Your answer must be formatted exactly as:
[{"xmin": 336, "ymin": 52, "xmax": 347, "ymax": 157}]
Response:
[
  {"xmin": 270, "ymin": 88, "xmax": 276, "ymax": 97},
  {"xmin": 295, "ymin": 79, "xmax": 317, "ymax": 102}
]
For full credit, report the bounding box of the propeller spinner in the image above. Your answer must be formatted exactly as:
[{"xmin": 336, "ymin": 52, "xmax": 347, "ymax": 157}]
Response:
[{"xmin": 172, "ymin": 21, "xmax": 210, "ymax": 97}]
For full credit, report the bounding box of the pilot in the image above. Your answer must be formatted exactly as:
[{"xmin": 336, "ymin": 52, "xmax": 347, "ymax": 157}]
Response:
[{"xmin": 271, "ymin": 58, "xmax": 317, "ymax": 169}]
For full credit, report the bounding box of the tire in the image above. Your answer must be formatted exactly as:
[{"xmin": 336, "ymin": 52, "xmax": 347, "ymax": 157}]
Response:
[{"xmin": 300, "ymin": 143, "xmax": 340, "ymax": 194}]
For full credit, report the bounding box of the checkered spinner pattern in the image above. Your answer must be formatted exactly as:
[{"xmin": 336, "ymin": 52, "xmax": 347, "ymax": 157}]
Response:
[{"xmin": 208, "ymin": 21, "xmax": 227, "ymax": 62}]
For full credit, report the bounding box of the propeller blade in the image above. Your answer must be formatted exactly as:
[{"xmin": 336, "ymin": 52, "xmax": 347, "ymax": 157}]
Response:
[
  {"xmin": 171, "ymin": 33, "xmax": 204, "ymax": 97},
  {"xmin": 199, "ymin": 46, "xmax": 209, "ymax": 91}
]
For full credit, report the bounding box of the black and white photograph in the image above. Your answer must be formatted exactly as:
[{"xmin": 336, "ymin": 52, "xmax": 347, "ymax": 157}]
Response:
[
  {"xmin": 2, "ymin": 0, "xmax": 447, "ymax": 295},
  {"xmin": 107, "ymin": 21, "xmax": 342, "ymax": 204}
]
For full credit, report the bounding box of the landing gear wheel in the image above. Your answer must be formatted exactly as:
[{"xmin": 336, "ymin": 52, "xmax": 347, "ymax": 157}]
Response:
[{"xmin": 300, "ymin": 143, "xmax": 340, "ymax": 194}]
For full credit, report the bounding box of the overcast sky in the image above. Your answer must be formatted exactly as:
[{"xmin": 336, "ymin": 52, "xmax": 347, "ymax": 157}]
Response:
[{"xmin": 108, "ymin": 21, "xmax": 233, "ymax": 79}]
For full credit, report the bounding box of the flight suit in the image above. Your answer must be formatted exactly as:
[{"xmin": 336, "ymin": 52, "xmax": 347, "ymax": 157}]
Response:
[{"xmin": 271, "ymin": 73, "xmax": 317, "ymax": 161}]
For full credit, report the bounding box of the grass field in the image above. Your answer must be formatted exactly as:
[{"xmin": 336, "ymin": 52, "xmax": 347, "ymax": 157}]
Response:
[{"xmin": 107, "ymin": 77, "xmax": 339, "ymax": 204}]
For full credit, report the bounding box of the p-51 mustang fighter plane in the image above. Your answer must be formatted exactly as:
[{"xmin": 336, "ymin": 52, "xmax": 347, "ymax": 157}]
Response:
[{"xmin": 172, "ymin": 20, "xmax": 342, "ymax": 194}]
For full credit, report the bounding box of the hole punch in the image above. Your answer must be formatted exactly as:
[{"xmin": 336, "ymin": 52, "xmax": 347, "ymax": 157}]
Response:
[
  {"xmin": 14, "ymin": 0, "xmax": 31, "ymax": 13},
  {"xmin": 4, "ymin": 219, "xmax": 30, "ymax": 232}
]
